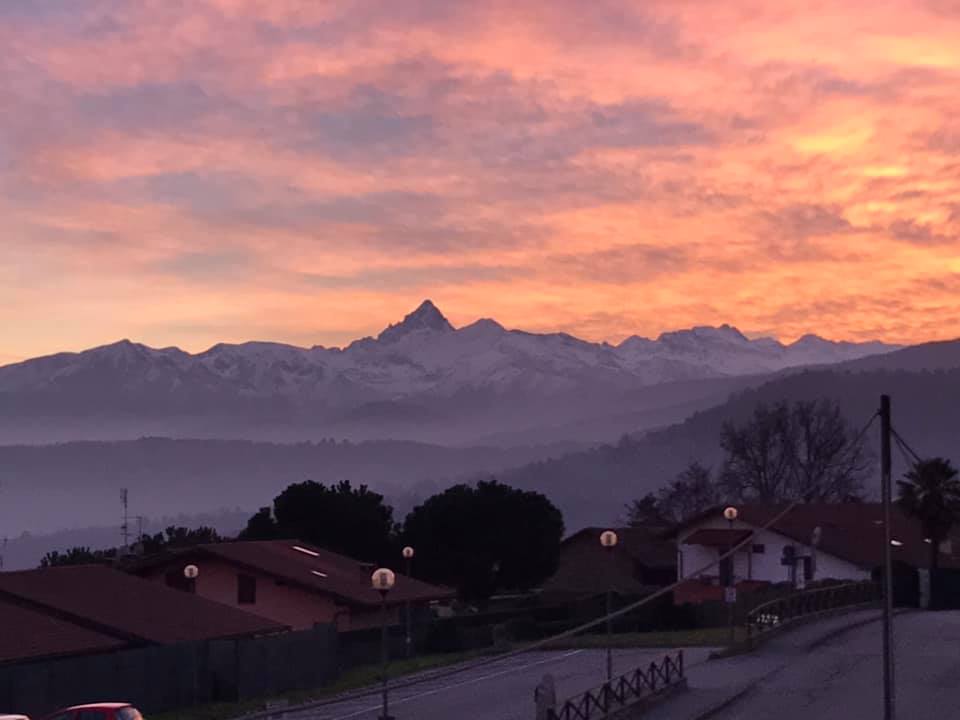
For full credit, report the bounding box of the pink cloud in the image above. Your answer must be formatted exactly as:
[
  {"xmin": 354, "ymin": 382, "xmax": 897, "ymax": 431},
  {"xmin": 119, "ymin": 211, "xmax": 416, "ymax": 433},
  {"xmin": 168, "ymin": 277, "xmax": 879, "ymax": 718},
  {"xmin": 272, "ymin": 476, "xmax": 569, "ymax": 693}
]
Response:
[{"xmin": 2, "ymin": 0, "xmax": 960, "ymax": 361}]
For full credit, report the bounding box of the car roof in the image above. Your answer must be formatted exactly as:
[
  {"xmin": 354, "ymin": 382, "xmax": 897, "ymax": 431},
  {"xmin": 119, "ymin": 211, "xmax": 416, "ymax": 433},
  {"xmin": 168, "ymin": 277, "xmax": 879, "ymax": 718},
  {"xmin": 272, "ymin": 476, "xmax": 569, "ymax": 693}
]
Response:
[{"xmin": 65, "ymin": 705, "xmax": 132, "ymax": 711}]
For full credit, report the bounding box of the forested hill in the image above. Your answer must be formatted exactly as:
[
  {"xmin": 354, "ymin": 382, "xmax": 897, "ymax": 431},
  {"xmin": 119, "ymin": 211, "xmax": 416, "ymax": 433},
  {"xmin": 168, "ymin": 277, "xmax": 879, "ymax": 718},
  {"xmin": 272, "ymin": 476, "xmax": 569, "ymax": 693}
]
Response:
[
  {"xmin": 0, "ymin": 437, "xmax": 583, "ymax": 538},
  {"xmin": 500, "ymin": 365, "xmax": 960, "ymax": 531}
]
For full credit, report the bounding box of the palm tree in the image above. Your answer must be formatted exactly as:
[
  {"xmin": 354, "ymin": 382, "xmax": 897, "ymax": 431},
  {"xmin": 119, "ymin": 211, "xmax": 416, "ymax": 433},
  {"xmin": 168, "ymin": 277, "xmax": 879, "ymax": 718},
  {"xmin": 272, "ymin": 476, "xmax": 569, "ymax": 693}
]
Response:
[{"xmin": 897, "ymin": 458, "xmax": 960, "ymax": 572}]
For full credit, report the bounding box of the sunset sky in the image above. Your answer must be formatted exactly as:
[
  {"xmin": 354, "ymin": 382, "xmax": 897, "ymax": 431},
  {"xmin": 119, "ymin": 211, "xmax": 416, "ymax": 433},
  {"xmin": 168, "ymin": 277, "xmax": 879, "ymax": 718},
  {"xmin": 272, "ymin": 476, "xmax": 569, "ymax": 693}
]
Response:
[{"xmin": 2, "ymin": 0, "xmax": 959, "ymax": 364}]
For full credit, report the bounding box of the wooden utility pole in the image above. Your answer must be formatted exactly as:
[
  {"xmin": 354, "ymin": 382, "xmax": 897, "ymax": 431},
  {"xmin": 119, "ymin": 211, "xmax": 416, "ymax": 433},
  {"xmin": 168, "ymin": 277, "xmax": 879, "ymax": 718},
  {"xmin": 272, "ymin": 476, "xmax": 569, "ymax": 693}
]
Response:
[{"xmin": 880, "ymin": 394, "xmax": 895, "ymax": 720}]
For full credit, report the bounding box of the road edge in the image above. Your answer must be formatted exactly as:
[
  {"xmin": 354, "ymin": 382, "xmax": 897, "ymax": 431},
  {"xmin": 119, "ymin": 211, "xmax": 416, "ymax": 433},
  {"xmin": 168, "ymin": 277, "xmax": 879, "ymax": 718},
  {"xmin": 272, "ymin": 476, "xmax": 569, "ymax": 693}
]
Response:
[{"xmin": 684, "ymin": 609, "xmax": 912, "ymax": 720}]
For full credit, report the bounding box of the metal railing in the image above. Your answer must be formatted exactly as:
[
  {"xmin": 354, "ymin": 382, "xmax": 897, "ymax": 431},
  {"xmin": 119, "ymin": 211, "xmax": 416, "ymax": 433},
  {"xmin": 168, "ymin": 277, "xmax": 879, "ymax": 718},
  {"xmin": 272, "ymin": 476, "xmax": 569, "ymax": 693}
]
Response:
[
  {"xmin": 746, "ymin": 581, "xmax": 880, "ymax": 642},
  {"xmin": 546, "ymin": 651, "xmax": 684, "ymax": 720}
]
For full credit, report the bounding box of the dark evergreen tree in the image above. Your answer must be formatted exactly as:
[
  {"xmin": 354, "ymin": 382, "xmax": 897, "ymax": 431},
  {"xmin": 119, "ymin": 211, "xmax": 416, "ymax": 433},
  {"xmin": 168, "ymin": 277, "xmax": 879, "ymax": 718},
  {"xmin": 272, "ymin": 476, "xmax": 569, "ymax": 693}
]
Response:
[{"xmin": 401, "ymin": 480, "xmax": 564, "ymax": 606}]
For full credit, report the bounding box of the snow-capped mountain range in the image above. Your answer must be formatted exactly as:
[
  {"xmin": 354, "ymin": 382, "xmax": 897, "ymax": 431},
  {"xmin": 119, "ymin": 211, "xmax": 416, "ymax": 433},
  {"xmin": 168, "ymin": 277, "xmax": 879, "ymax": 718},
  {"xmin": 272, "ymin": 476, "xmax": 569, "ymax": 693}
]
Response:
[{"xmin": 0, "ymin": 301, "xmax": 897, "ymax": 444}]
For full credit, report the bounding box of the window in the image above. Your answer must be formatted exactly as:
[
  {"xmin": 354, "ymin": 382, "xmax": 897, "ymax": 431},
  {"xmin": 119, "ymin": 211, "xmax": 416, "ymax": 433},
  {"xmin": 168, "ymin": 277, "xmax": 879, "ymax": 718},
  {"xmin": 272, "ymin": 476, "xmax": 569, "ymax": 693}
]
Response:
[
  {"xmin": 238, "ymin": 573, "xmax": 257, "ymax": 604},
  {"xmin": 752, "ymin": 544, "xmax": 766, "ymax": 554}
]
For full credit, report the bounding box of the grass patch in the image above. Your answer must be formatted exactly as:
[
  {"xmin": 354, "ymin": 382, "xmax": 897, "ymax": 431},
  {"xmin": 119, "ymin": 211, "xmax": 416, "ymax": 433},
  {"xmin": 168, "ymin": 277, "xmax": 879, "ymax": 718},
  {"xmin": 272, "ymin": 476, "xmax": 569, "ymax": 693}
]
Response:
[
  {"xmin": 153, "ymin": 647, "xmax": 508, "ymax": 720},
  {"xmin": 542, "ymin": 627, "xmax": 748, "ymax": 650},
  {"xmin": 151, "ymin": 629, "xmax": 750, "ymax": 719}
]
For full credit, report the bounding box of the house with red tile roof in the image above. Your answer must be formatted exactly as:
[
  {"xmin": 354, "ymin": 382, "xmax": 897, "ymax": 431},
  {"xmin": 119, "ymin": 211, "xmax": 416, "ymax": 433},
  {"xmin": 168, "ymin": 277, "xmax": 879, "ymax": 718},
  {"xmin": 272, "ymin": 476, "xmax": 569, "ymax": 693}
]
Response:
[
  {"xmin": 541, "ymin": 527, "xmax": 676, "ymax": 601},
  {"xmin": 672, "ymin": 503, "xmax": 960, "ymax": 604},
  {"xmin": 0, "ymin": 565, "xmax": 284, "ymax": 664},
  {"xmin": 132, "ymin": 540, "xmax": 455, "ymax": 631},
  {"xmin": 0, "ymin": 597, "xmax": 126, "ymax": 664}
]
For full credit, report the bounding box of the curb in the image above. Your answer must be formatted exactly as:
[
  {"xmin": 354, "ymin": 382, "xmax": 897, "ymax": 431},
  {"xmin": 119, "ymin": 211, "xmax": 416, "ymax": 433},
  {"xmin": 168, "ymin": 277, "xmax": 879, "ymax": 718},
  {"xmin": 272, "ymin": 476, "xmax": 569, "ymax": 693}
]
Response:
[
  {"xmin": 231, "ymin": 650, "xmax": 512, "ymax": 720},
  {"xmin": 684, "ymin": 610, "xmax": 909, "ymax": 720},
  {"xmin": 687, "ymin": 681, "xmax": 763, "ymax": 720},
  {"xmin": 708, "ymin": 604, "xmax": 886, "ymax": 660},
  {"xmin": 609, "ymin": 679, "xmax": 689, "ymax": 720},
  {"xmin": 803, "ymin": 608, "xmax": 911, "ymax": 652}
]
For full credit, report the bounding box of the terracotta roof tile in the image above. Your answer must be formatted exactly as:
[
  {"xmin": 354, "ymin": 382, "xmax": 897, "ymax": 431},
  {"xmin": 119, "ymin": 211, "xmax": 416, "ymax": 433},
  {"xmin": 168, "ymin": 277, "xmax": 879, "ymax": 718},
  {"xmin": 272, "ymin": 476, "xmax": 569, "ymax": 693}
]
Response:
[
  {"xmin": 676, "ymin": 503, "xmax": 960, "ymax": 570},
  {"xmin": 0, "ymin": 565, "xmax": 286, "ymax": 645},
  {"xmin": 135, "ymin": 540, "xmax": 455, "ymax": 608},
  {"xmin": 0, "ymin": 597, "xmax": 126, "ymax": 664}
]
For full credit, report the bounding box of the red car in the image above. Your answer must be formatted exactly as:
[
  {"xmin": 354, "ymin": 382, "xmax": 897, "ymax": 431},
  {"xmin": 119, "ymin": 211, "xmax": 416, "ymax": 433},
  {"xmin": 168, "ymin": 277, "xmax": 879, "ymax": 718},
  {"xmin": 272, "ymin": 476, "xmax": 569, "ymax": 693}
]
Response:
[{"xmin": 45, "ymin": 705, "xmax": 143, "ymax": 720}]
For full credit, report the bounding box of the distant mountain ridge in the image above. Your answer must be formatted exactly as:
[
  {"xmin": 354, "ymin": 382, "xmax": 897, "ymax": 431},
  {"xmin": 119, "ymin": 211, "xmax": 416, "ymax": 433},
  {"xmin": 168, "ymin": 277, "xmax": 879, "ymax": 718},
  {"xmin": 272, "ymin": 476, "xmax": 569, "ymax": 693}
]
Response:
[
  {"xmin": 0, "ymin": 301, "xmax": 898, "ymax": 444},
  {"xmin": 500, "ymin": 338, "xmax": 960, "ymax": 529}
]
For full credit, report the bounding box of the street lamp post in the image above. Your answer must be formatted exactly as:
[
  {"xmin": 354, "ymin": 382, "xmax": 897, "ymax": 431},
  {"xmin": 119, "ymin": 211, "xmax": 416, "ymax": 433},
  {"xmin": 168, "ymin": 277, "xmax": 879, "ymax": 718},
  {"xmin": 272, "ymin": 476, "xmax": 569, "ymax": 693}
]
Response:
[
  {"xmin": 723, "ymin": 507, "xmax": 739, "ymax": 646},
  {"xmin": 372, "ymin": 568, "xmax": 397, "ymax": 720},
  {"xmin": 184, "ymin": 565, "xmax": 200, "ymax": 704},
  {"xmin": 600, "ymin": 530, "xmax": 619, "ymax": 683},
  {"xmin": 402, "ymin": 546, "xmax": 415, "ymax": 658}
]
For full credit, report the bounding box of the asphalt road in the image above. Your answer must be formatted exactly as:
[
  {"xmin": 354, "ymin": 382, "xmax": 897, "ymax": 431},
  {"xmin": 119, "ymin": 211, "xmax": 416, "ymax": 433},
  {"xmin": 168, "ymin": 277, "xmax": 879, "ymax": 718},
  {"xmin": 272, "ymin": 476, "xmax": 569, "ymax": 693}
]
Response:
[
  {"xmin": 285, "ymin": 646, "xmax": 714, "ymax": 720},
  {"xmin": 708, "ymin": 611, "xmax": 960, "ymax": 720}
]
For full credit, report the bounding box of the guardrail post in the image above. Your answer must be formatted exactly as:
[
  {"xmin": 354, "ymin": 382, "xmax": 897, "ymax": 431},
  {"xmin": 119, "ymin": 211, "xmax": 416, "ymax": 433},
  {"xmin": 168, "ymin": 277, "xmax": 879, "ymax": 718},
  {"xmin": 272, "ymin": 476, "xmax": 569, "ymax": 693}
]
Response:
[{"xmin": 679, "ymin": 649, "xmax": 684, "ymax": 679}]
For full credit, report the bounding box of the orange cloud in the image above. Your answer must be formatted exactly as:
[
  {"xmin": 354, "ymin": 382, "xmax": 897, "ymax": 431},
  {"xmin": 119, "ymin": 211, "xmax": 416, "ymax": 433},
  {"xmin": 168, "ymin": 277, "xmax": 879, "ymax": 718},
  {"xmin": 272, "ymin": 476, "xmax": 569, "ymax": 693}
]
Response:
[{"xmin": 2, "ymin": 0, "xmax": 959, "ymax": 361}]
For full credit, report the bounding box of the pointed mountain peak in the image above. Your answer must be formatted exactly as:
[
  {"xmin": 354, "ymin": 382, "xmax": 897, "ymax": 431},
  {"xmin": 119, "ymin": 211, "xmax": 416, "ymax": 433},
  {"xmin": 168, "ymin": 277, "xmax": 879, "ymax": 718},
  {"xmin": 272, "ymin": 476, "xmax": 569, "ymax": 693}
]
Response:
[
  {"xmin": 377, "ymin": 300, "xmax": 455, "ymax": 343},
  {"xmin": 791, "ymin": 333, "xmax": 830, "ymax": 345},
  {"xmin": 657, "ymin": 324, "xmax": 749, "ymax": 344}
]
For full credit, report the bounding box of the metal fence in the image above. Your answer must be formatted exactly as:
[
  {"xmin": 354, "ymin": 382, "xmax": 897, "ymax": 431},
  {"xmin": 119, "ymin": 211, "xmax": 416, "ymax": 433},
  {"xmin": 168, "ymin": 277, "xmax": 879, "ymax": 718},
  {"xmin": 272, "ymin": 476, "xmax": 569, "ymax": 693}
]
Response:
[
  {"xmin": 0, "ymin": 625, "xmax": 338, "ymax": 717},
  {"xmin": 746, "ymin": 581, "xmax": 880, "ymax": 643},
  {"xmin": 546, "ymin": 651, "xmax": 684, "ymax": 720}
]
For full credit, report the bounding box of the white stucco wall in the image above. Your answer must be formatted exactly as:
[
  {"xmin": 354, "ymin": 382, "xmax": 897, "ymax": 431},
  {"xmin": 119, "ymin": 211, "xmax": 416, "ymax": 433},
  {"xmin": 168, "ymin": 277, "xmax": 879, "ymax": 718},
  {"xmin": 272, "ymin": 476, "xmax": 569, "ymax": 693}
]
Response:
[{"xmin": 678, "ymin": 517, "xmax": 871, "ymax": 586}]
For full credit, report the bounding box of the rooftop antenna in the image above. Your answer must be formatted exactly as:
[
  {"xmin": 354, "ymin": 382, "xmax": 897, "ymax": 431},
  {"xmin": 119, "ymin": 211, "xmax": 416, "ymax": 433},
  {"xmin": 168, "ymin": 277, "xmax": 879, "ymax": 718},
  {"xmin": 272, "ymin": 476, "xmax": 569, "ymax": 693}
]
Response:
[{"xmin": 121, "ymin": 488, "xmax": 130, "ymax": 553}]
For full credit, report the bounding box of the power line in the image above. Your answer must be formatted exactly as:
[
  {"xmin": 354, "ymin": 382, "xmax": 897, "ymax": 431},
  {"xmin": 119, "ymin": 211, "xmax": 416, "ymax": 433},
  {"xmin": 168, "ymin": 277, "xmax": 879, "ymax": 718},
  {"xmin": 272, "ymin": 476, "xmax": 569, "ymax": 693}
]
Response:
[
  {"xmin": 237, "ymin": 409, "xmax": 884, "ymax": 720},
  {"xmin": 238, "ymin": 504, "xmax": 809, "ymax": 720},
  {"xmin": 851, "ymin": 410, "xmax": 880, "ymax": 449},
  {"xmin": 890, "ymin": 425, "xmax": 923, "ymax": 465},
  {"xmin": 891, "ymin": 431, "xmax": 916, "ymax": 470}
]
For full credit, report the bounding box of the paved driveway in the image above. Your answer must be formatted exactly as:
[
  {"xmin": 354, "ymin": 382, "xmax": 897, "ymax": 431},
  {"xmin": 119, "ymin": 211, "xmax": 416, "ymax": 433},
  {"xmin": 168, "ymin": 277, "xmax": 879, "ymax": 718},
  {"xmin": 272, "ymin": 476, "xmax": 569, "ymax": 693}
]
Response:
[
  {"xmin": 713, "ymin": 611, "xmax": 960, "ymax": 720},
  {"xmin": 285, "ymin": 646, "xmax": 714, "ymax": 720},
  {"xmin": 640, "ymin": 610, "xmax": 960, "ymax": 720}
]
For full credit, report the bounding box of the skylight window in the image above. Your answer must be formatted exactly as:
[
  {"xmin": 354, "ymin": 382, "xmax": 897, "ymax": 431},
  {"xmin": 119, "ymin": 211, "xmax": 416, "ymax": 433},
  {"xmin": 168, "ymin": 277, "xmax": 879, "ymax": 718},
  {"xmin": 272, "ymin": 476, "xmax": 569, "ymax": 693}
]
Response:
[
  {"xmin": 311, "ymin": 570, "xmax": 328, "ymax": 578},
  {"xmin": 293, "ymin": 545, "xmax": 320, "ymax": 557}
]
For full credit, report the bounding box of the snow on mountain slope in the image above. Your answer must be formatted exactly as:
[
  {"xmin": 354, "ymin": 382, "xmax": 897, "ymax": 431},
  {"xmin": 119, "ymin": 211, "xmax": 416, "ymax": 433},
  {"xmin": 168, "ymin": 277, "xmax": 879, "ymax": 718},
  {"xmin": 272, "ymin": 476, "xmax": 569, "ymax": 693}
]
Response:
[{"xmin": 0, "ymin": 300, "xmax": 898, "ymax": 402}]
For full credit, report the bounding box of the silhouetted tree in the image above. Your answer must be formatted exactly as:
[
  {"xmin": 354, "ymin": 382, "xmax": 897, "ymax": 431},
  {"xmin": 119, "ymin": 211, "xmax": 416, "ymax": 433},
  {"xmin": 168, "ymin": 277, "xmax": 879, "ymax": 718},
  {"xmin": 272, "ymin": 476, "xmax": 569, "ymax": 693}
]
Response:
[
  {"xmin": 138, "ymin": 525, "xmax": 222, "ymax": 554},
  {"xmin": 720, "ymin": 402, "xmax": 795, "ymax": 502},
  {"xmin": 41, "ymin": 546, "xmax": 115, "ymax": 568},
  {"xmin": 658, "ymin": 461, "xmax": 725, "ymax": 522},
  {"xmin": 898, "ymin": 458, "xmax": 960, "ymax": 571},
  {"xmin": 241, "ymin": 507, "xmax": 280, "ymax": 540},
  {"xmin": 721, "ymin": 399, "xmax": 868, "ymax": 503},
  {"xmin": 39, "ymin": 525, "xmax": 223, "ymax": 568},
  {"xmin": 624, "ymin": 493, "xmax": 669, "ymax": 528},
  {"xmin": 789, "ymin": 399, "xmax": 870, "ymax": 501},
  {"xmin": 241, "ymin": 480, "xmax": 395, "ymax": 563},
  {"xmin": 402, "ymin": 480, "xmax": 564, "ymax": 607}
]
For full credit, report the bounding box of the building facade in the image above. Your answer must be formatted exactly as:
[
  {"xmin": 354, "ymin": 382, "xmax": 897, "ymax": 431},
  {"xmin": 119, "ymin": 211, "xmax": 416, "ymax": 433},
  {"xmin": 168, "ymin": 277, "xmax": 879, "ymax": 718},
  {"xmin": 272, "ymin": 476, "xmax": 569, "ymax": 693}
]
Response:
[
  {"xmin": 673, "ymin": 503, "xmax": 958, "ymax": 604},
  {"xmin": 134, "ymin": 540, "xmax": 453, "ymax": 631}
]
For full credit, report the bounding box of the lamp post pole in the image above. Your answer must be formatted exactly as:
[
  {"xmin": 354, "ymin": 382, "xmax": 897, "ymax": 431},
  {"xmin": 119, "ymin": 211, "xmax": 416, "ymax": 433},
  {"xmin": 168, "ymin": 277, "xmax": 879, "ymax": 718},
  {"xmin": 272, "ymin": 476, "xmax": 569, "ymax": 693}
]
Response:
[
  {"xmin": 184, "ymin": 564, "xmax": 200, "ymax": 704},
  {"xmin": 402, "ymin": 546, "xmax": 415, "ymax": 659},
  {"xmin": 724, "ymin": 507, "xmax": 739, "ymax": 647},
  {"xmin": 372, "ymin": 568, "xmax": 397, "ymax": 720},
  {"xmin": 600, "ymin": 530, "xmax": 619, "ymax": 683}
]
